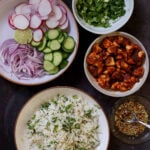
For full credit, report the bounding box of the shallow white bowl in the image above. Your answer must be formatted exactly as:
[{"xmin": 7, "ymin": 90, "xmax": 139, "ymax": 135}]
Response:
[
  {"xmin": 15, "ymin": 86, "xmax": 110, "ymax": 150},
  {"xmin": 72, "ymin": 0, "xmax": 134, "ymax": 34},
  {"xmin": 84, "ymin": 32, "xmax": 149, "ymax": 97},
  {"xmin": 0, "ymin": 0, "xmax": 79, "ymax": 86}
]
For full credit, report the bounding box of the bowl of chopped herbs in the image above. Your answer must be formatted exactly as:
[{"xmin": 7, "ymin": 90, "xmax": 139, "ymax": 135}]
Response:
[{"xmin": 72, "ymin": 0, "xmax": 134, "ymax": 34}]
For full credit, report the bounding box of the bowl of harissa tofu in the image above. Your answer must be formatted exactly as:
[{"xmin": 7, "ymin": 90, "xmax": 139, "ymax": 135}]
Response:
[{"xmin": 84, "ymin": 32, "xmax": 149, "ymax": 97}]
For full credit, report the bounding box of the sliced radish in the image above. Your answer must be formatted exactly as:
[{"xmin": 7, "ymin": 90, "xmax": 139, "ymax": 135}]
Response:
[
  {"xmin": 33, "ymin": 29, "xmax": 43, "ymax": 42},
  {"xmin": 59, "ymin": 4, "xmax": 67, "ymax": 15},
  {"xmin": 30, "ymin": 14, "xmax": 42, "ymax": 29},
  {"xmin": 40, "ymin": 15, "xmax": 49, "ymax": 20},
  {"xmin": 40, "ymin": 25, "xmax": 48, "ymax": 32},
  {"xmin": 29, "ymin": 0, "xmax": 41, "ymax": 5},
  {"xmin": 38, "ymin": 0, "xmax": 52, "ymax": 16},
  {"xmin": 52, "ymin": 5, "xmax": 62, "ymax": 20},
  {"xmin": 59, "ymin": 18, "xmax": 69, "ymax": 30},
  {"xmin": 58, "ymin": 13, "xmax": 67, "ymax": 25},
  {"xmin": 15, "ymin": 2, "xmax": 27, "ymax": 14},
  {"xmin": 21, "ymin": 4, "xmax": 32, "ymax": 15},
  {"xmin": 46, "ymin": 15, "xmax": 59, "ymax": 28},
  {"xmin": 13, "ymin": 14, "xmax": 29, "ymax": 30},
  {"xmin": 8, "ymin": 15, "xmax": 16, "ymax": 29},
  {"xmin": 30, "ymin": 0, "xmax": 41, "ymax": 13}
]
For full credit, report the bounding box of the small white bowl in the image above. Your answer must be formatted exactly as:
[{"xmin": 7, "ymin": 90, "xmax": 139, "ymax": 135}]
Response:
[
  {"xmin": 84, "ymin": 32, "xmax": 149, "ymax": 97},
  {"xmin": 15, "ymin": 86, "xmax": 110, "ymax": 150},
  {"xmin": 72, "ymin": 0, "xmax": 134, "ymax": 34}
]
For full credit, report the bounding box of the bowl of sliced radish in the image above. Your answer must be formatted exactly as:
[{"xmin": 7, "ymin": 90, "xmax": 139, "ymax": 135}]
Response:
[{"xmin": 0, "ymin": 0, "xmax": 79, "ymax": 85}]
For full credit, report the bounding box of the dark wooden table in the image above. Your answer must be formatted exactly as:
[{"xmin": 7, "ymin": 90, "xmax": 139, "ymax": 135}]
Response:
[{"xmin": 0, "ymin": 0, "xmax": 150, "ymax": 149}]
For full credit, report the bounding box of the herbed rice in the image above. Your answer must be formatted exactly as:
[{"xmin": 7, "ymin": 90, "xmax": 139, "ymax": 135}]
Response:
[{"xmin": 26, "ymin": 94, "xmax": 101, "ymax": 150}]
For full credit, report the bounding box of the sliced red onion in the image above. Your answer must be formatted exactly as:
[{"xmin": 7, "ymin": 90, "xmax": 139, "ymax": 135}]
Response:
[{"xmin": 0, "ymin": 39, "xmax": 46, "ymax": 79}]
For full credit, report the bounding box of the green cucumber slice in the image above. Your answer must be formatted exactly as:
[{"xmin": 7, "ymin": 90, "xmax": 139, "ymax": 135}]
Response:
[
  {"xmin": 50, "ymin": 40, "xmax": 61, "ymax": 51},
  {"xmin": 53, "ymin": 51, "xmax": 63, "ymax": 66},
  {"xmin": 47, "ymin": 29, "xmax": 60, "ymax": 40},
  {"xmin": 62, "ymin": 36, "xmax": 75, "ymax": 53}
]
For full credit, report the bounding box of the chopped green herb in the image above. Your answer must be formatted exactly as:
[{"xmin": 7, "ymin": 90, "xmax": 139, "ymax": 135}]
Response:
[
  {"xmin": 41, "ymin": 102, "xmax": 50, "ymax": 109},
  {"xmin": 62, "ymin": 117, "xmax": 76, "ymax": 132},
  {"xmin": 84, "ymin": 109, "xmax": 93, "ymax": 118},
  {"xmin": 53, "ymin": 125, "xmax": 59, "ymax": 132},
  {"xmin": 65, "ymin": 104, "xmax": 73, "ymax": 113},
  {"xmin": 76, "ymin": 0, "xmax": 126, "ymax": 27}
]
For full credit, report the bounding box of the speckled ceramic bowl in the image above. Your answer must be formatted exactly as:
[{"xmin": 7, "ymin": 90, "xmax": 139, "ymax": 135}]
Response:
[
  {"xmin": 84, "ymin": 32, "xmax": 149, "ymax": 97},
  {"xmin": 15, "ymin": 86, "xmax": 110, "ymax": 150}
]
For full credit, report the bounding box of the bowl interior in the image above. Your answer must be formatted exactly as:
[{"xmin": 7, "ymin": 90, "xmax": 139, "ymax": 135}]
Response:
[
  {"xmin": 84, "ymin": 32, "xmax": 149, "ymax": 97},
  {"xmin": 15, "ymin": 86, "xmax": 110, "ymax": 150},
  {"xmin": 72, "ymin": 0, "xmax": 134, "ymax": 34},
  {"xmin": 110, "ymin": 95, "xmax": 150, "ymax": 144}
]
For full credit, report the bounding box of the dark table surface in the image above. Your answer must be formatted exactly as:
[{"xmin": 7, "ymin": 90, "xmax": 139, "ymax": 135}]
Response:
[{"xmin": 0, "ymin": 0, "xmax": 150, "ymax": 150}]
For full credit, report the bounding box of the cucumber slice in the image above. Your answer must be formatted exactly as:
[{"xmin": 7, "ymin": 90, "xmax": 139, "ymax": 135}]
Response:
[
  {"xmin": 63, "ymin": 32, "xmax": 68, "ymax": 38},
  {"xmin": 43, "ymin": 47, "xmax": 52, "ymax": 53},
  {"xmin": 43, "ymin": 61, "xmax": 56, "ymax": 72},
  {"xmin": 38, "ymin": 37, "xmax": 47, "ymax": 51},
  {"xmin": 53, "ymin": 51, "xmax": 63, "ymax": 66},
  {"xmin": 47, "ymin": 41, "xmax": 51, "ymax": 48},
  {"xmin": 50, "ymin": 40, "xmax": 61, "ymax": 51},
  {"xmin": 60, "ymin": 59, "xmax": 68, "ymax": 69},
  {"xmin": 58, "ymin": 34, "xmax": 65, "ymax": 43},
  {"xmin": 47, "ymin": 29, "xmax": 60, "ymax": 40},
  {"xmin": 48, "ymin": 66, "xmax": 59, "ymax": 74},
  {"xmin": 62, "ymin": 52, "xmax": 70, "ymax": 59},
  {"xmin": 31, "ymin": 40, "xmax": 41, "ymax": 47},
  {"xmin": 62, "ymin": 36, "xmax": 75, "ymax": 53},
  {"xmin": 44, "ymin": 53, "xmax": 53, "ymax": 61}
]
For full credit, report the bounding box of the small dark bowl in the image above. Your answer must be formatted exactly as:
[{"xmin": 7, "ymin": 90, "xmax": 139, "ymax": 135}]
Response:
[{"xmin": 110, "ymin": 95, "xmax": 150, "ymax": 145}]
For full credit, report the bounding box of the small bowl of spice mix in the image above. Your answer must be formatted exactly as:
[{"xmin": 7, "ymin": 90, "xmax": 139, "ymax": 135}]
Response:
[{"xmin": 110, "ymin": 95, "xmax": 150, "ymax": 144}]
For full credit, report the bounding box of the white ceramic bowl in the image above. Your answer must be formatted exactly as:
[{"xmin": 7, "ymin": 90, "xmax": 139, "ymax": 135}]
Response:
[
  {"xmin": 15, "ymin": 86, "xmax": 110, "ymax": 150},
  {"xmin": 84, "ymin": 32, "xmax": 149, "ymax": 97},
  {"xmin": 72, "ymin": 0, "xmax": 134, "ymax": 34},
  {"xmin": 0, "ymin": 0, "xmax": 79, "ymax": 85}
]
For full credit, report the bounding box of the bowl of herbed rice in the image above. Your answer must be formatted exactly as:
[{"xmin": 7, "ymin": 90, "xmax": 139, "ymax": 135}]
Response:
[
  {"xmin": 15, "ymin": 86, "xmax": 110, "ymax": 150},
  {"xmin": 72, "ymin": 0, "xmax": 134, "ymax": 34}
]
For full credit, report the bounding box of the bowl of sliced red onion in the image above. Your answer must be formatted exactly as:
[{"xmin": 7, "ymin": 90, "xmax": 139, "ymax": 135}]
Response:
[{"xmin": 0, "ymin": 0, "xmax": 79, "ymax": 85}]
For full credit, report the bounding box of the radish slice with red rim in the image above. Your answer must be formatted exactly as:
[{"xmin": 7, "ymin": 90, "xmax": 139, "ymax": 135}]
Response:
[
  {"xmin": 59, "ymin": 18, "xmax": 69, "ymax": 30},
  {"xmin": 59, "ymin": 13, "xmax": 67, "ymax": 25},
  {"xmin": 30, "ymin": 14, "xmax": 42, "ymax": 29},
  {"xmin": 40, "ymin": 15, "xmax": 49, "ymax": 20},
  {"xmin": 33, "ymin": 29, "xmax": 43, "ymax": 42},
  {"xmin": 46, "ymin": 15, "xmax": 59, "ymax": 28},
  {"xmin": 52, "ymin": 5, "xmax": 62, "ymax": 20},
  {"xmin": 8, "ymin": 15, "xmax": 16, "ymax": 29},
  {"xmin": 15, "ymin": 2, "xmax": 27, "ymax": 14},
  {"xmin": 13, "ymin": 14, "xmax": 29, "ymax": 30},
  {"xmin": 58, "ymin": 4, "xmax": 67, "ymax": 15},
  {"xmin": 38, "ymin": 0, "xmax": 52, "ymax": 17},
  {"xmin": 21, "ymin": 4, "xmax": 32, "ymax": 15}
]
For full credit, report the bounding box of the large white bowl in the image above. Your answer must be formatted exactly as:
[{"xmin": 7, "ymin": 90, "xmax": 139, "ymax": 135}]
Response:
[
  {"xmin": 0, "ymin": 0, "xmax": 79, "ymax": 85},
  {"xmin": 15, "ymin": 86, "xmax": 110, "ymax": 150},
  {"xmin": 84, "ymin": 32, "xmax": 149, "ymax": 97},
  {"xmin": 72, "ymin": 0, "xmax": 134, "ymax": 34}
]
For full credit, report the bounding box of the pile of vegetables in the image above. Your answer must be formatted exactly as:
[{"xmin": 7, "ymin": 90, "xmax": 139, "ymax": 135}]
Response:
[
  {"xmin": 9, "ymin": 0, "xmax": 69, "ymax": 32},
  {"xmin": 31, "ymin": 28, "xmax": 75, "ymax": 75},
  {"xmin": 76, "ymin": 0, "xmax": 126, "ymax": 27},
  {"xmin": 0, "ymin": 0, "xmax": 76, "ymax": 80}
]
